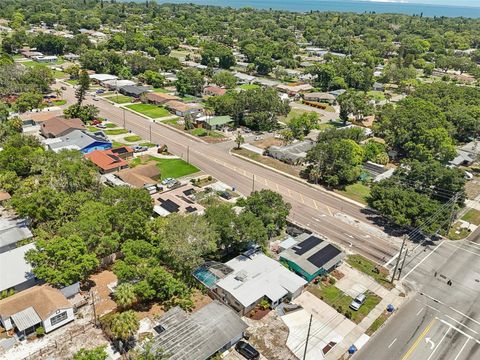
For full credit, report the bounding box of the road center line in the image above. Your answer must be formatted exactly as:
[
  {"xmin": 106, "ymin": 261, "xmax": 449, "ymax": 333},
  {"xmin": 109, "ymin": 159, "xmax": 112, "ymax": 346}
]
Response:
[
  {"xmin": 401, "ymin": 318, "xmax": 436, "ymax": 360},
  {"xmin": 401, "ymin": 241, "xmax": 445, "ymax": 281},
  {"xmin": 388, "ymin": 338, "xmax": 397, "ymax": 348}
]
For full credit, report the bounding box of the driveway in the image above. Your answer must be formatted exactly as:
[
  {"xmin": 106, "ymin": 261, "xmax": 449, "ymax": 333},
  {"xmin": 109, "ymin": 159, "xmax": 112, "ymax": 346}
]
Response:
[{"xmin": 281, "ymin": 292, "xmax": 356, "ymax": 360}]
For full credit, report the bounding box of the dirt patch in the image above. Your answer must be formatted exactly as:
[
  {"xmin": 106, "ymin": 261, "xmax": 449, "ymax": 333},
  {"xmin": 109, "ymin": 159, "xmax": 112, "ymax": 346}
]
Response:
[
  {"xmin": 244, "ymin": 311, "xmax": 297, "ymax": 360},
  {"xmin": 465, "ymin": 179, "xmax": 480, "ymax": 199},
  {"xmin": 251, "ymin": 137, "xmax": 284, "ymax": 149},
  {"xmin": 191, "ymin": 289, "xmax": 213, "ymax": 311},
  {"xmin": 89, "ymin": 270, "xmax": 118, "ymax": 317},
  {"xmin": 331, "ymin": 269, "xmax": 345, "ymax": 280},
  {"xmin": 248, "ymin": 308, "xmax": 270, "ymax": 320}
]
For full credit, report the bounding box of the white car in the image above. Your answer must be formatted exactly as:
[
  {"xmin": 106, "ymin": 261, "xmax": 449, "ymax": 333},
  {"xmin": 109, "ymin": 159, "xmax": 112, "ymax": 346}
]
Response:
[{"xmin": 349, "ymin": 293, "xmax": 366, "ymax": 311}]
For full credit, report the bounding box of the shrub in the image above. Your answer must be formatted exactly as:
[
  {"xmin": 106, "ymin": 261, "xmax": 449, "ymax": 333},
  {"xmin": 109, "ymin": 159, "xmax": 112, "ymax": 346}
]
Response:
[
  {"xmin": 329, "ymin": 277, "xmax": 336, "ymax": 285},
  {"xmin": 259, "ymin": 299, "xmax": 270, "ymax": 310},
  {"xmin": 36, "ymin": 327, "xmax": 45, "ymax": 337},
  {"xmin": 207, "ymin": 175, "xmax": 212, "ymax": 181},
  {"xmin": 345, "ymin": 310, "xmax": 352, "ymax": 319}
]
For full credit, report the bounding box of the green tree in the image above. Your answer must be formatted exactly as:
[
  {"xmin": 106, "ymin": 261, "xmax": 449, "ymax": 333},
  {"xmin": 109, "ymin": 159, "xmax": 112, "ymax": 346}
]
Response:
[
  {"xmin": 108, "ymin": 310, "xmax": 139, "ymax": 342},
  {"xmin": 212, "ymin": 70, "xmax": 236, "ymax": 89},
  {"xmin": 76, "ymin": 69, "xmax": 90, "ymax": 105},
  {"xmin": 139, "ymin": 70, "xmax": 165, "ymax": 88},
  {"xmin": 288, "ymin": 112, "xmax": 318, "ymax": 139},
  {"xmin": 25, "ymin": 235, "xmax": 99, "ymax": 287},
  {"xmin": 73, "ymin": 347, "xmax": 108, "ymax": 360},
  {"xmin": 306, "ymin": 138, "xmax": 365, "ymax": 188},
  {"xmin": 175, "ymin": 68, "xmax": 203, "ymax": 97},
  {"xmin": 14, "ymin": 92, "xmax": 43, "ymax": 113},
  {"xmin": 114, "ymin": 283, "xmax": 137, "ymax": 309},
  {"xmin": 64, "ymin": 104, "xmax": 99, "ymax": 123},
  {"xmin": 235, "ymin": 131, "xmax": 244, "ymax": 149},
  {"xmin": 237, "ymin": 190, "xmax": 291, "ymax": 237}
]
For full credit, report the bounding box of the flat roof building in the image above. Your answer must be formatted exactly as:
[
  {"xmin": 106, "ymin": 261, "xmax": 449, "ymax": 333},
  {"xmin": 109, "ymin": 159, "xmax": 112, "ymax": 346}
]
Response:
[{"xmin": 280, "ymin": 233, "xmax": 344, "ymax": 282}]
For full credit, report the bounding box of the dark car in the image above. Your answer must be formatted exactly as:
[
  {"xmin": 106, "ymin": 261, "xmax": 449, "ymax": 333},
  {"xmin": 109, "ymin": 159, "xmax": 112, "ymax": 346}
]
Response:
[{"xmin": 235, "ymin": 341, "xmax": 260, "ymax": 360}]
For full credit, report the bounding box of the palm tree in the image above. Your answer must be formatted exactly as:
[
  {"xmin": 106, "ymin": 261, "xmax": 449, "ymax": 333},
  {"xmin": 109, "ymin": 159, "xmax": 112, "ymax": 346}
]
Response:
[
  {"xmin": 309, "ymin": 167, "xmax": 321, "ymax": 184},
  {"xmin": 54, "ymin": 88, "xmax": 62, "ymax": 100},
  {"xmin": 114, "ymin": 283, "xmax": 137, "ymax": 309},
  {"xmin": 110, "ymin": 310, "xmax": 139, "ymax": 342},
  {"xmin": 235, "ymin": 131, "xmax": 244, "ymax": 149}
]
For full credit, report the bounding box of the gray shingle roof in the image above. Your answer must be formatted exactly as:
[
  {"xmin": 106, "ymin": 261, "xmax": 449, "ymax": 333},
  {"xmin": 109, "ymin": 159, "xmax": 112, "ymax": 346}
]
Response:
[{"xmin": 150, "ymin": 300, "xmax": 247, "ymax": 360}]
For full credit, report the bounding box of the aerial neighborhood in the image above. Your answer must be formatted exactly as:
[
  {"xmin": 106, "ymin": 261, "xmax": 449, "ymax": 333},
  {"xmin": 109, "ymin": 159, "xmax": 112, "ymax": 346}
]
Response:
[{"xmin": 0, "ymin": 1, "xmax": 480, "ymax": 360}]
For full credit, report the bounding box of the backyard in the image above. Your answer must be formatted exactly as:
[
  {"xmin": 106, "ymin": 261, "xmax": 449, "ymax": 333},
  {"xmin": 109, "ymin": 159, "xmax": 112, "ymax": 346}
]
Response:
[{"xmin": 126, "ymin": 104, "xmax": 170, "ymax": 118}]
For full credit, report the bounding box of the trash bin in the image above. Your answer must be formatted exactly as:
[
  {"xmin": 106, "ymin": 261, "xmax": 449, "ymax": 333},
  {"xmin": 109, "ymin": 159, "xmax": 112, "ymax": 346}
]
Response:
[
  {"xmin": 387, "ymin": 304, "xmax": 395, "ymax": 313},
  {"xmin": 348, "ymin": 345, "xmax": 357, "ymax": 354}
]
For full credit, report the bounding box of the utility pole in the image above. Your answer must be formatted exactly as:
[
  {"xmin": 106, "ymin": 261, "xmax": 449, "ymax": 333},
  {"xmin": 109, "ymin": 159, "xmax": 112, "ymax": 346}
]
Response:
[
  {"xmin": 252, "ymin": 174, "xmax": 255, "ymax": 193},
  {"xmin": 187, "ymin": 145, "xmax": 190, "ymax": 163},
  {"xmin": 303, "ymin": 314, "xmax": 313, "ymax": 360},
  {"xmin": 90, "ymin": 290, "xmax": 97, "ymax": 327},
  {"xmin": 123, "ymin": 108, "xmax": 126, "ymax": 128},
  {"xmin": 397, "ymin": 248, "xmax": 408, "ymax": 280},
  {"xmin": 391, "ymin": 236, "xmax": 407, "ymax": 284},
  {"xmin": 447, "ymin": 193, "xmax": 459, "ymax": 235},
  {"xmin": 149, "ymin": 123, "xmax": 152, "ymax": 142}
]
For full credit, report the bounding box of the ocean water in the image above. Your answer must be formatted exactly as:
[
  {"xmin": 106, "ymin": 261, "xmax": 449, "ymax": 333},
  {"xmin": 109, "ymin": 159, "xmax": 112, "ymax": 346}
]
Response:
[{"xmin": 157, "ymin": 0, "xmax": 480, "ymax": 18}]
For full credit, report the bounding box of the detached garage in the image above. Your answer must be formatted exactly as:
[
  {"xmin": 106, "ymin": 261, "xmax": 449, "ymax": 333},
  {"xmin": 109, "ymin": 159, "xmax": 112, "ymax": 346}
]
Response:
[{"xmin": 280, "ymin": 233, "xmax": 344, "ymax": 282}]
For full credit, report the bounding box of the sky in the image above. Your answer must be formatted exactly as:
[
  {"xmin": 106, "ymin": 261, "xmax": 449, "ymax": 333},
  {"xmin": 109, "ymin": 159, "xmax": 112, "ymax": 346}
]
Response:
[{"xmin": 364, "ymin": 0, "xmax": 480, "ymax": 7}]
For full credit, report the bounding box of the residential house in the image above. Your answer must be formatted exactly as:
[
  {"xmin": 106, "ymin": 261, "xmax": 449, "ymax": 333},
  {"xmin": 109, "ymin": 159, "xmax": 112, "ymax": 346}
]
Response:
[
  {"xmin": 194, "ymin": 250, "xmax": 307, "ymax": 315},
  {"xmin": 372, "ymin": 82, "xmax": 385, "ymax": 92},
  {"xmin": 144, "ymin": 92, "xmax": 180, "ymax": 105},
  {"xmin": 40, "ymin": 117, "xmax": 85, "ymax": 138},
  {"xmin": 195, "ymin": 115, "xmax": 233, "ymax": 130},
  {"xmin": 116, "ymin": 163, "xmax": 160, "ymax": 188},
  {"xmin": 0, "ymin": 217, "xmax": 33, "ymax": 254},
  {"xmin": 203, "ymin": 86, "xmax": 227, "ymax": 97},
  {"xmin": 450, "ymin": 141, "xmax": 480, "ymax": 167},
  {"xmin": 63, "ymin": 53, "xmax": 80, "ymax": 61},
  {"xmin": 44, "ymin": 130, "xmax": 112, "ymax": 154},
  {"xmin": 0, "ymin": 244, "xmax": 37, "ymax": 294},
  {"xmin": 33, "ymin": 55, "xmax": 57, "ymax": 63},
  {"xmin": 182, "ymin": 61, "xmax": 207, "ymax": 70},
  {"xmin": 0, "ymin": 285, "xmax": 74, "ymax": 336},
  {"xmin": 84, "ymin": 147, "xmax": 133, "ymax": 174},
  {"xmin": 279, "ymin": 233, "xmax": 345, "ymax": 282},
  {"xmin": 164, "ymin": 100, "xmax": 203, "ymax": 117},
  {"xmin": 267, "ymin": 140, "xmax": 315, "ymax": 165},
  {"xmin": 276, "ymin": 83, "xmax": 314, "ymax": 96},
  {"xmin": 152, "ymin": 185, "xmax": 205, "ymax": 217},
  {"xmin": 149, "ymin": 301, "xmax": 247, "ymax": 360},
  {"xmin": 303, "ymin": 92, "xmax": 336, "ymax": 104},
  {"xmin": 102, "ymin": 79, "xmax": 135, "ymax": 91},
  {"xmin": 329, "ymin": 89, "xmax": 347, "ymax": 98},
  {"xmin": 233, "ymin": 72, "xmax": 256, "ymax": 84},
  {"xmin": 119, "ymin": 85, "xmax": 150, "ymax": 98},
  {"xmin": 89, "ymin": 74, "xmax": 118, "ymax": 85}
]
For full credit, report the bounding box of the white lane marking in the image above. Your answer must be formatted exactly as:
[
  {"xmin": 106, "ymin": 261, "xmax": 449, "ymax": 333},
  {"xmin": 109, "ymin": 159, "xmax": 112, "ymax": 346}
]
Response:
[
  {"xmin": 425, "ymin": 337, "xmax": 435, "ymax": 350},
  {"xmin": 437, "ymin": 318, "xmax": 480, "ymax": 345},
  {"xmin": 388, "ymin": 338, "xmax": 397, "ymax": 348},
  {"xmin": 385, "ymin": 253, "xmax": 399, "ymax": 267},
  {"xmin": 427, "ymin": 327, "xmax": 451, "ymax": 360},
  {"xmin": 465, "ymin": 240, "xmax": 480, "ymax": 248},
  {"xmin": 344, "ymin": 233, "xmax": 354, "ymax": 239},
  {"xmin": 445, "ymin": 314, "xmax": 479, "ymax": 334},
  {"xmin": 421, "ymin": 293, "xmax": 480, "ymax": 327},
  {"xmin": 417, "ymin": 307, "xmax": 425, "ymax": 316},
  {"xmin": 401, "ymin": 241, "xmax": 445, "ymax": 281},
  {"xmin": 446, "ymin": 242, "xmax": 480, "ymax": 257},
  {"xmin": 454, "ymin": 338, "xmax": 470, "ymax": 360}
]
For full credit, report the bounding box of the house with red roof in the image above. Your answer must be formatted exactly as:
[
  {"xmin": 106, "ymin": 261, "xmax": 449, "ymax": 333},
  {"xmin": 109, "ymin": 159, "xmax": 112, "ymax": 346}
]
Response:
[{"xmin": 84, "ymin": 147, "xmax": 133, "ymax": 174}]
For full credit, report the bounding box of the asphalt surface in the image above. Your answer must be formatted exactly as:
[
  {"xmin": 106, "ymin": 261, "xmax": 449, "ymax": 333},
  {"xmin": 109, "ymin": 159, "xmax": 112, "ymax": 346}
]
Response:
[
  {"xmin": 56, "ymin": 83, "xmax": 401, "ymax": 263},
  {"xmin": 355, "ymin": 236, "xmax": 480, "ymax": 360}
]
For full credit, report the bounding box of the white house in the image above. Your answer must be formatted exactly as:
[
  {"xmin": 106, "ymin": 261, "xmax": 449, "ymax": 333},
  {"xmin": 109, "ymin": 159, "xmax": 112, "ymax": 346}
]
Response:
[
  {"xmin": 0, "ymin": 285, "xmax": 74, "ymax": 336},
  {"xmin": 0, "ymin": 243, "xmax": 37, "ymax": 294},
  {"xmin": 213, "ymin": 251, "xmax": 307, "ymax": 315}
]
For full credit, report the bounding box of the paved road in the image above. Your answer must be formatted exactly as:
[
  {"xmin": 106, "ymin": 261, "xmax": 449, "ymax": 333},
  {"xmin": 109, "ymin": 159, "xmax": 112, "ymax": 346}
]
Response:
[
  {"xmin": 355, "ymin": 237, "xmax": 480, "ymax": 360},
  {"xmin": 56, "ymin": 83, "xmax": 400, "ymax": 263}
]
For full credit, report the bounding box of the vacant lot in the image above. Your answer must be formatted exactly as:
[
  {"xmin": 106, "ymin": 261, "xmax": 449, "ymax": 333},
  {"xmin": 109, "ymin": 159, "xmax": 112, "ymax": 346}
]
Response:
[
  {"xmin": 232, "ymin": 148, "xmax": 301, "ymax": 177},
  {"xmin": 308, "ymin": 282, "xmax": 381, "ymax": 324},
  {"xmin": 239, "ymin": 83, "xmax": 260, "ymax": 90},
  {"xmin": 335, "ymin": 182, "xmax": 371, "ymax": 205},
  {"xmin": 462, "ymin": 209, "xmax": 480, "ymax": 225},
  {"xmin": 130, "ymin": 156, "xmax": 199, "ymax": 179},
  {"xmin": 346, "ymin": 255, "xmax": 393, "ymax": 290},
  {"xmin": 126, "ymin": 104, "xmax": 170, "ymax": 118}
]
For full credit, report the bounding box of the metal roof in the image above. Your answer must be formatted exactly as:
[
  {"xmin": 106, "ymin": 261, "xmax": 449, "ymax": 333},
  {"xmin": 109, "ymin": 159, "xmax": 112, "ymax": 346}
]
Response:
[
  {"xmin": 11, "ymin": 307, "xmax": 41, "ymax": 332},
  {"xmin": 0, "ymin": 217, "xmax": 33, "ymax": 252},
  {"xmin": 0, "ymin": 243, "xmax": 35, "ymax": 292},
  {"xmin": 150, "ymin": 300, "xmax": 247, "ymax": 360}
]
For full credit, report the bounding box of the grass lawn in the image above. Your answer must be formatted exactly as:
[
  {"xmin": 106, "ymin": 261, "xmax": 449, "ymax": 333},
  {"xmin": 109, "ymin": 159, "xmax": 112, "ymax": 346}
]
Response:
[
  {"xmin": 126, "ymin": 104, "xmax": 170, "ymax": 118},
  {"xmin": 123, "ymin": 135, "xmax": 142, "ymax": 142},
  {"xmin": 52, "ymin": 99, "xmax": 67, "ymax": 106},
  {"xmin": 280, "ymin": 109, "xmax": 313, "ymax": 125},
  {"xmin": 169, "ymin": 50, "xmax": 191, "ymax": 59},
  {"xmin": 308, "ymin": 283, "xmax": 382, "ymax": 324},
  {"xmin": 447, "ymin": 222, "xmax": 471, "ymax": 240},
  {"xmin": 368, "ymin": 91, "xmax": 386, "ymax": 101},
  {"xmin": 105, "ymin": 129, "xmax": 128, "ymax": 135},
  {"xmin": 239, "ymin": 83, "xmax": 261, "ymax": 90},
  {"xmin": 87, "ymin": 126, "xmax": 98, "ymax": 132},
  {"xmin": 132, "ymin": 156, "xmax": 200, "ymax": 179},
  {"xmin": 66, "ymin": 79, "xmax": 79, "ymax": 85},
  {"xmin": 139, "ymin": 142, "xmax": 157, "ymax": 148},
  {"xmin": 232, "ymin": 148, "xmax": 300, "ymax": 177},
  {"xmin": 105, "ymin": 95, "xmax": 133, "ymax": 104},
  {"xmin": 461, "ymin": 209, "xmax": 480, "ymax": 225},
  {"xmin": 366, "ymin": 311, "xmax": 390, "ymax": 336},
  {"xmin": 153, "ymin": 88, "xmax": 169, "ymax": 93},
  {"xmin": 346, "ymin": 255, "xmax": 394, "ymax": 290},
  {"xmin": 104, "ymin": 123, "xmax": 118, "ymax": 128},
  {"xmin": 112, "ymin": 141, "xmax": 127, "ymax": 148},
  {"xmin": 335, "ymin": 182, "xmax": 371, "ymax": 205},
  {"xmin": 163, "ymin": 118, "xmax": 179, "ymax": 126}
]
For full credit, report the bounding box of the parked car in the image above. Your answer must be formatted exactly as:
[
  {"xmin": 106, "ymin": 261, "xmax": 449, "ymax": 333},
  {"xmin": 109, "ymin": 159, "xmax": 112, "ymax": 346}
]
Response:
[
  {"xmin": 96, "ymin": 124, "xmax": 107, "ymax": 129},
  {"xmin": 161, "ymin": 178, "xmax": 174, "ymax": 185},
  {"xmin": 349, "ymin": 293, "xmax": 366, "ymax": 311},
  {"xmin": 96, "ymin": 89, "xmax": 105, "ymax": 94},
  {"xmin": 93, "ymin": 96, "xmax": 99, "ymax": 101},
  {"xmin": 91, "ymin": 119, "xmax": 102, "ymax": 125},
  {"xmin": 236, "ymin": 341, "xmax": 260, "ymax": 360},
  {"xmin": 60, "ymin": 86, "xmax": 67, "ymax": 90},
  {"xmin": 219, "ymin": 191, "xmax": 232, "ymax": 200},
  {"xmin": 133, "ymin": 145, "xmax": 148, "ymax": 153},
  {"xmin": 254, "ymin": 136, "xmax": 264, "ymax": 141}
]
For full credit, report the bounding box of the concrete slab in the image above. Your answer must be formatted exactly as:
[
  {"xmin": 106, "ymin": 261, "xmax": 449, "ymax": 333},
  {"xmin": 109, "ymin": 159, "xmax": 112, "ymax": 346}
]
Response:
[{"xmin": 335, "ymin": 264, "xmax": 390, "ymax": 299}]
